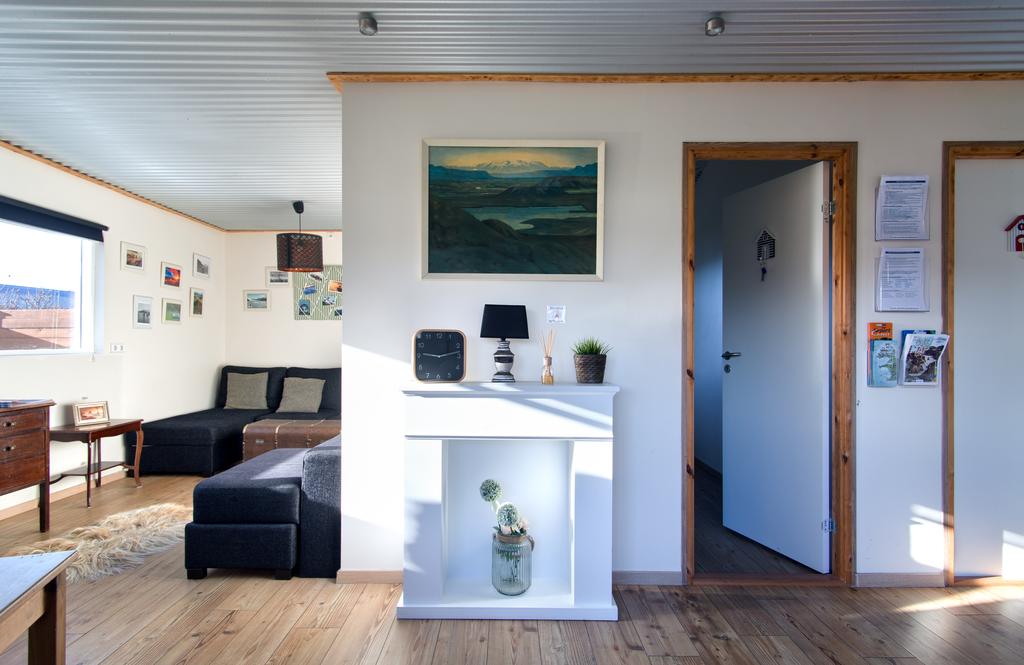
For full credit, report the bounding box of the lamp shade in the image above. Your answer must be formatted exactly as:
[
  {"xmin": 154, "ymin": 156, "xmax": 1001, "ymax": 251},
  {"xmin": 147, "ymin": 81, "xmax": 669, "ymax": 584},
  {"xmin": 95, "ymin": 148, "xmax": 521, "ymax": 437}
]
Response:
[
  {"xmin": 480, "ymin": 304, "xmax": 529, "ymax": 340},
  {"xmin": 276, "ymin": 232, "xmax": 324, "ymax": 272}
]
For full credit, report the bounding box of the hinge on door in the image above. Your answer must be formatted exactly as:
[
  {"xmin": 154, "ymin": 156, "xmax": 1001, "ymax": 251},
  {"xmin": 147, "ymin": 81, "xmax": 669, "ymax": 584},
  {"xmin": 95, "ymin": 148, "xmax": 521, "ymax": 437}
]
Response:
[
  {"xmin": 821, "ymin": 200, "xmax": 836, "ymax": 224},
  {"xmin": 822, "ymin": 518, "xmax": 836, "ymax": 533}
]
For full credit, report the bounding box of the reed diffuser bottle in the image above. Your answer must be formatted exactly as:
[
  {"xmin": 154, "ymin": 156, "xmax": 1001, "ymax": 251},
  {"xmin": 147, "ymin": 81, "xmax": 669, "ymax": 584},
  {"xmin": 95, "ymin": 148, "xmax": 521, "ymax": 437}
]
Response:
[{"xmin": 541, "ymin": 329, "xmax": 555, "ymax": 384}]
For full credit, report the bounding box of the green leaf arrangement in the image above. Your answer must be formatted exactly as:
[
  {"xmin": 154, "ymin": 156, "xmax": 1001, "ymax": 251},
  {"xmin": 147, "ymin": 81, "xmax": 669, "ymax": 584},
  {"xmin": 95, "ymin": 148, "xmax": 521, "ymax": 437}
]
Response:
[{"xmin": 571, "ymin": 337, "xmax": 612, "ymax": 356}]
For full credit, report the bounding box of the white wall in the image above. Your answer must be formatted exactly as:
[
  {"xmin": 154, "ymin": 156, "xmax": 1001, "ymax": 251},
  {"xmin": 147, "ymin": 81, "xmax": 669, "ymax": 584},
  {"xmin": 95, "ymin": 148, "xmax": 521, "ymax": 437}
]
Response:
[
  {"xmin": 0, "ymin": 147, "xmax": 226, "ymax": 510},
  {"xmin": 224, "ymin": 232, "xmax": 342, "ymax": 368},
  {"xmin": 953, "ymin": 160, "xmax": 1024, "ymax": 578},
  {"xmin": 341, "ymin": 80, "xmax": 1024, "ymax": 577}
]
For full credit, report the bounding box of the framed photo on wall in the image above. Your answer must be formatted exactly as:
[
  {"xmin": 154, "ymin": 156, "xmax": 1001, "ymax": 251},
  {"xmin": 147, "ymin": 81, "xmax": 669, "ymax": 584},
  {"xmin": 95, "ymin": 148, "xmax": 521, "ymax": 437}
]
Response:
[
  {"xmin": 132, "ymin": 295, "xmax": 153, "ymax": 329},
  {"xmin": 193, "ymin": 253, "xmax": 211, "ymax": 279},
  {"xmin": 243, "ymin": 289, "xmax": 270, "ymax": 311},
  {"xmin": 162, "ymin": 298, "xmax": 182, "ymax": 323},
  {"xmin": 190, "ymin": 287, "xmax": 205, "ymax": 317},
  {"xmin": 121, "ymin": 242, "xmax": 146, "ymax": 272},
  {"xmin": 422, "ymin": 139, "xmax": 605, "ymax": 280},
  {"xmin": 266, "ymin": 266, "xmax": 290, "ymax": 287},
  {"xmin": 161, "ymin": 261, "xmax": 182, "ymax": 288}
]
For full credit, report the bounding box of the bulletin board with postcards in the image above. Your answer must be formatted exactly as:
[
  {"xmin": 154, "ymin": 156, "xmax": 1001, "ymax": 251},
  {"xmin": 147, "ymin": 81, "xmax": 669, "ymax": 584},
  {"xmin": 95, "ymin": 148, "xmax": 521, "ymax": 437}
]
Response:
[{"xmin": 292, "ymin": 265, "xmax": 343, "ymax": 320}]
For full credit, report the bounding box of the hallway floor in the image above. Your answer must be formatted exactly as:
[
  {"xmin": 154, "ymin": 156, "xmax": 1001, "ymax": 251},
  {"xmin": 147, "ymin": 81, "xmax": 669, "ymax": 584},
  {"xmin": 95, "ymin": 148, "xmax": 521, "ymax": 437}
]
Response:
[{"xmin": 694, "ymin": 462, "xmax": 819, "ymax": 576}]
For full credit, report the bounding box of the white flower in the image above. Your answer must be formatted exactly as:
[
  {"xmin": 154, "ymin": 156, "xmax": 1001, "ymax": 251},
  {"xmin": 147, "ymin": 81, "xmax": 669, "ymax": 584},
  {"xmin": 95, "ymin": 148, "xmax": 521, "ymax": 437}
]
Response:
[
  {"xmin": 518, "ymin": 518, "xmax": 529, "ymax": 531},
  {"xmin": 500, "ymin": 525, "xmax": 512, "ymax": 535}
]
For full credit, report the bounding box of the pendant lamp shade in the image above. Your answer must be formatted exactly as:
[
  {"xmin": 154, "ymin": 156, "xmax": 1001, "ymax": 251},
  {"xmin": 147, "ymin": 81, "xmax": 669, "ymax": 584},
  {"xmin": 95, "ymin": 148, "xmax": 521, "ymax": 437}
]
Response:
[{"xmin": 276, "ymin": 201, "xmax": 324, "ymax": 272}]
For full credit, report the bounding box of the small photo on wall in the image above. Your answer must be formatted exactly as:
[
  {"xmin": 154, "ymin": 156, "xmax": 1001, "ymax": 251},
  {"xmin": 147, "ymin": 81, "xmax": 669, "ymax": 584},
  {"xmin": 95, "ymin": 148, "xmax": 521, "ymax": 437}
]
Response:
[
  {"xmin": 193, "ymin": 253, "xmax": 211, "ymax": 279},
  {"xmin": 266, "ymin": 267, "xmax": 290, "ymax": 287},
  {"xmin": 244, "ymin": 290, "xmax": 270, "ymax": 311},
  {"xmin": 121, "ymin": 242, "xmax": 146, "ymax": 272},
  {"xmin": 161, "ymin": 262, "xmax": 182, "ymax": 288},
  {"xmin": 162, "ymin": 298, "xmax": 182, "ymax": 324},
  {"xmin": 132, "ymin": 295, "xmax": 153, "ymax": 329},
  {"xmin": 190, "ymin": 288, "xmax": 205, "ymax": 317},
  {"xmin": 292, "ymin": 264, "xmax": 343, "ymax": 320}
]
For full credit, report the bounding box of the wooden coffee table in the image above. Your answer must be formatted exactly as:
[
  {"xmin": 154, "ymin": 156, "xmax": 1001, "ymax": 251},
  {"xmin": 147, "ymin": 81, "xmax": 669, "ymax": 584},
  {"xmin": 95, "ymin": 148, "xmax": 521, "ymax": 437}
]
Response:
[
  {"xmin": 0, "ymin": 551, "xmax": 76, "ymax": 665},
  {"xmin": 49, "ymin": 419, "xmax": 144, "ymax": 507}
]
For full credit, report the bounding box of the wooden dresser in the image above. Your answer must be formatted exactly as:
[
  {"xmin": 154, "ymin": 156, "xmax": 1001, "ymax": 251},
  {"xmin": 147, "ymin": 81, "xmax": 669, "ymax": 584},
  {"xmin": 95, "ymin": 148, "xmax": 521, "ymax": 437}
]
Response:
[{"xmin": 0, "ymin": 400, "xmax": 54, "ymax": 532}]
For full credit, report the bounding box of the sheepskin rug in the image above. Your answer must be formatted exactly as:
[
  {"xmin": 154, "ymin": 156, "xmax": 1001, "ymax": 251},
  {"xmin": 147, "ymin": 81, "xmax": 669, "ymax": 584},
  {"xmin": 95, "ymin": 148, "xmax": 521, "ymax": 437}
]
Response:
[{"xmin": 6, "ymin": 503, "xmax": 191, "ymax": 583}]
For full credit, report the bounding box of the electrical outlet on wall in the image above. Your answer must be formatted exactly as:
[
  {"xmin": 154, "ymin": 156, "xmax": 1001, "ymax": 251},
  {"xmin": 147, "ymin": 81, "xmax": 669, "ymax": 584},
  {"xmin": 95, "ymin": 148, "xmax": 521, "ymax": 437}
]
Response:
[
  {"xmin": 546, "ymin": 305, "xmax": 566, "ymax": 324},
  {"xmin": 109, "ymin": 343, "xmax": 125, "ymax": 353}
]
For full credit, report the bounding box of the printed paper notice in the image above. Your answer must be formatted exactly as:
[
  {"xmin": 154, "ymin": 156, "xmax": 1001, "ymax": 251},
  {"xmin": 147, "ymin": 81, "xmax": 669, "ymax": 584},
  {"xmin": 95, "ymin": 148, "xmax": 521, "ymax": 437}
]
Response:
[
  {"xmin": 875, "ymin": 175, "xmax": 929, "ymax": 240},
  {"xmin": 876, "ymin": 248, "xmax": 928, "ymax": 312}
]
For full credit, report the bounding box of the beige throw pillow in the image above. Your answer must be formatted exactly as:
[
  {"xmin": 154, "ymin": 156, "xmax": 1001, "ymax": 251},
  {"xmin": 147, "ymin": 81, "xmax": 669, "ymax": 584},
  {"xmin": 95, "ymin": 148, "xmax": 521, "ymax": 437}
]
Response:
[
  {"xmin": 224, "ymin": 372, "xmax": 269, "ymax": 410},
  {"xmin": 277, "ymin": 377, "xmax": 325, "ymax": 414}
]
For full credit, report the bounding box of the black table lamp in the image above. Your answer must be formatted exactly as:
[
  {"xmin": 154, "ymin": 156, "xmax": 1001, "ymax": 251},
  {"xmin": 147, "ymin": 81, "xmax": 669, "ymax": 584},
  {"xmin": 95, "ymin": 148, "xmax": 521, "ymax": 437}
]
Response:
[{"xmin": 480, "ymin": 304, "xmax": 529, "ymax": 383}]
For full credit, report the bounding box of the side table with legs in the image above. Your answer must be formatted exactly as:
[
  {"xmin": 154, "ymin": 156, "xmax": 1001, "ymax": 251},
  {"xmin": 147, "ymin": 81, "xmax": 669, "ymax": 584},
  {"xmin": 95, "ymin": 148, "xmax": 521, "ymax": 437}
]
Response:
[{"xmin": 48, "ymin": 419, "xmax": 144, "ymax": 507}]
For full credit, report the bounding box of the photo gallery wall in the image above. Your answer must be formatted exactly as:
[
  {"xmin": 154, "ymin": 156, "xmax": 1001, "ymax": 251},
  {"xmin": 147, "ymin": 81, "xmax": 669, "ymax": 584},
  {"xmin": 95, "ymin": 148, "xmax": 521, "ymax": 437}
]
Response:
[
  {"xmin": 122, "ymin": 241, "xmax": 208, "ymax": 328},
  {"xmin": 120, "ymin": 239, "xmax": 341, "ymax": 329}
]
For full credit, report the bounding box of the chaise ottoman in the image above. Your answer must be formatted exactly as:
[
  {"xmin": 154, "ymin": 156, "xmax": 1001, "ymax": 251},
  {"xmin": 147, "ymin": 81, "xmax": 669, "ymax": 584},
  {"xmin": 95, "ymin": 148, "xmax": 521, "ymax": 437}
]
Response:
[{"xmin": 185, "ymin": 448, "xmax": 303, "ymax": 580}]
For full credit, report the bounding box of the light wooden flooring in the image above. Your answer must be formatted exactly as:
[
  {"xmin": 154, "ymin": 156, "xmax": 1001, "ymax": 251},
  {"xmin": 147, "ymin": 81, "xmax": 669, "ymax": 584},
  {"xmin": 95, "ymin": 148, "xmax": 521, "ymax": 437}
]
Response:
[
  {"xmin": 4, "ymin": 475, "xmax": 1024, "ymax": 664},
  {"xmin": 694, "ymin": 462, "xmax": 817, "ymax": 575}
]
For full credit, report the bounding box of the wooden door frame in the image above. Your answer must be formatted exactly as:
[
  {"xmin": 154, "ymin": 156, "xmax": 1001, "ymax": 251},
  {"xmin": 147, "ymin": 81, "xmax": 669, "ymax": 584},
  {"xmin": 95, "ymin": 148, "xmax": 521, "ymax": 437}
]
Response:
[
  {"xmin": 682, "ymin": 142, "xmax": 857, "ymax": 586},
  {"xmin": 941, "ymin": 141, "xmax": 1024, "ymax": 587}
]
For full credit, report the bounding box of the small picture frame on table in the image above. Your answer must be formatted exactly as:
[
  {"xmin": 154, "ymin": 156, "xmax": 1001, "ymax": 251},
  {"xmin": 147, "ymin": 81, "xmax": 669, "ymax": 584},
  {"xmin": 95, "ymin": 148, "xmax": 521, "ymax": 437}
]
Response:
[{"xmin": 73, "ymin": 400, "xmax": 110, "ymax": 427}]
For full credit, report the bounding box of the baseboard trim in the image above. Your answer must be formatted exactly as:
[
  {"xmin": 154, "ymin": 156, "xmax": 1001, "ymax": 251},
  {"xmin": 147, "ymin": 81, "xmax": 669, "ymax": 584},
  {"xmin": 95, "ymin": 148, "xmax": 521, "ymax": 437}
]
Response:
[
  {"xmin": 335, "ymin": 569, "xmax": 685, "ymax": 586},
  {"xmin": 337, "ymin": 570, "xmax": 403, "ymax": 584},
  {"xmin": 854, "ymin": 572, "xmax": 945, "ymax": 587},
  {"xmin": 612, "ymin": 570, "xmax": 685, "ymax": 585},
  {"xmin": 0, "ymin": 470, "xmax": 130, "ymax": 521}
]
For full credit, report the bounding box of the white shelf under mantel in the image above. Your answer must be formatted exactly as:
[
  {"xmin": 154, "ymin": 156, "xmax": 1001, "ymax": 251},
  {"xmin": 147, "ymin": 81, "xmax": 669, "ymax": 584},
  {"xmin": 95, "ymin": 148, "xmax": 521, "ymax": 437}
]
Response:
[{"xmin": 399, "ymin": 380, "xmax": 619, "ymax": 621}]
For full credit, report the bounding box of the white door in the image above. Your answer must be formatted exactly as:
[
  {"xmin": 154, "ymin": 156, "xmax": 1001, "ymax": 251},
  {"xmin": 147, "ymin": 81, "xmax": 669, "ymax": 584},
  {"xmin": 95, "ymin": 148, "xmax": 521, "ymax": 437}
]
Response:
[
  {"xmin": 721, "ymin": 162, "xmax": 830, "ymax": 573},
  {"xmin": 954, "ymin": 159, "xmax": 1024, "ymax": 579}
]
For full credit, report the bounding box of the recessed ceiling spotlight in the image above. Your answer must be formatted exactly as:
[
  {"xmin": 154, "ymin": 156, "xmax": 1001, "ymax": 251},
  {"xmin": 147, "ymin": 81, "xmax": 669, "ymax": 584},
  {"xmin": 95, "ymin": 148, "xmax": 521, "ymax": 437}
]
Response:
[
  {"xmin": 358, "ymin": 13, "xmax": 378, "ymax": 36},
  {"xmin": 705, "ymin": 15, "xmax": 725, "ymax": 37}
]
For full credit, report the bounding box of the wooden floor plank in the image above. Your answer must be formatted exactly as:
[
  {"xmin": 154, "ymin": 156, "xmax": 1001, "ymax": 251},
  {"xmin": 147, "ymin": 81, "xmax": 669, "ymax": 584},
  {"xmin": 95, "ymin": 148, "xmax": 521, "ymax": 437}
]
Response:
[
  {"xmin": 538, "ymin": 620, "xmax": 596, "ymax": 665},
  {"xmin": 265, "ymin": 627, "xmax": 340, "ymax": 665},
  {"xmin": 432, "ymin": 620, "xmax": 489, "ymax": 665},
  {"xmin": 486, "ymin": 620, "xmax": 543, "ymax": 665},
  {"xmin": 663, "ymin": 586, "xmax": 760, "ymax": 665},
  {"xmin": 586, "ymin": 619, "xmax": 652, "ymax": 665},
  {"xmin": 741, "ymin": 635, "xmax": 817, "ymax": 665},
  {"xmin": 317, "ymin": 583, "xmax": 401, "ymax": 665},
  {"xmin": 618, "ymin": 586, "xmax": 700, "ymax": 658},
  {"xmin": 794, "ymin": 587, "xmax": 914, "ymax": 659},
  {"xmin": 376, "ymin": 616, "xmax": 441, "ymax": 665},
  {"xmin": 747, "ymin": 587, "xmax": 870, "ymax": 665},
  {"xmin": 214, "ymin": 578, "xmax": 322, "ymax": 665}
]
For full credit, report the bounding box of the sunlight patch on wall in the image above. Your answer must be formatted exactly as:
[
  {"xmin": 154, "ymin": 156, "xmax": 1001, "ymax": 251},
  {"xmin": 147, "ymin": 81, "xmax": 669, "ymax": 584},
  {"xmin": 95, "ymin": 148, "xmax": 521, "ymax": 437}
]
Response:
[
  {"xmin": 908, "ymin": 504, "xmax": 944, "ymax": 571},
  {"xmin": 1002, "ymin": 530, "xmax": 1024, "ymax": 580}
]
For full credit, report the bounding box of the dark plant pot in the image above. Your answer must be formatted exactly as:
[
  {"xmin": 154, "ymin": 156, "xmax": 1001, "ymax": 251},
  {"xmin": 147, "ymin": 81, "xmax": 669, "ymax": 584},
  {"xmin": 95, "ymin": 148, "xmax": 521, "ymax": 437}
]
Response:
[{"xmin": 574, "ymin": 354, "xmax": 607, "ymax": 384}]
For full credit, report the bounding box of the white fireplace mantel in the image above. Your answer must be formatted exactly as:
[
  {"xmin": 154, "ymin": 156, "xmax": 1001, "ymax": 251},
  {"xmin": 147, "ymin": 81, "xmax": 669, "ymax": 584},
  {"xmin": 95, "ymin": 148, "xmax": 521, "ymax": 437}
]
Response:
[{"xmin": 398, "ymin": 382, "xmax": 619, "ymax": 621}]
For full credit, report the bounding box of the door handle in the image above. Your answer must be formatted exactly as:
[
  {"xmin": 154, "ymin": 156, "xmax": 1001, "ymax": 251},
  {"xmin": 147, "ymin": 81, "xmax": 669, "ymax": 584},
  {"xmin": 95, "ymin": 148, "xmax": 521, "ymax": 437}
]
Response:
[{"xmin": 721, "ymin": 351, "xmax": 742, "ymax": 360}]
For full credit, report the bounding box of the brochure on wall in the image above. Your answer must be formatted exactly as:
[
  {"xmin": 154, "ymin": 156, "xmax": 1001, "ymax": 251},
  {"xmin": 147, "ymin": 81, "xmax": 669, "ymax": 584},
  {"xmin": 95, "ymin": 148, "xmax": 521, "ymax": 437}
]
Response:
[
  {"xmin": 900, "ymin": 333, "xmax": 950, "ymax": 386},
  {"xmin": 867, "ymin": 322, "xmax": 897, "ymax": 387},
  {"xmin": 876, "ymin": 175, "xmax": 929, "ymax": 240},
  {"xmin": 876, "ymin": 248, "xmax": 928, "ymax": 312}
]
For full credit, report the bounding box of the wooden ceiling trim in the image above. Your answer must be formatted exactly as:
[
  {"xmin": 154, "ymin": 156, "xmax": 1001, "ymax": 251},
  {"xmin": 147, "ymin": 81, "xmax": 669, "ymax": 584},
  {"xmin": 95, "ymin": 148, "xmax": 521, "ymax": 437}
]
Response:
[{"xmin": 327, "ymin": 71, "xmax": 1024, "ymax": 88}]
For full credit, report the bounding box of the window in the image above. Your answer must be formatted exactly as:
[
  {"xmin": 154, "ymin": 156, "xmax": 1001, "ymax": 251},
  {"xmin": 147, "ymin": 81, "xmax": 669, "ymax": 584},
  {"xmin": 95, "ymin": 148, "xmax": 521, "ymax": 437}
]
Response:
[{"xmin": 0, "ymin": 219, "xmax": 97, "ymax": 353}]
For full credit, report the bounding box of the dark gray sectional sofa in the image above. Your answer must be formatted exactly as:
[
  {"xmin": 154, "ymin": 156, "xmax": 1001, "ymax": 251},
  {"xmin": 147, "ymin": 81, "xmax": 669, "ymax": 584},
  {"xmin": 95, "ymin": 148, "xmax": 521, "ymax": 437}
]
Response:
[
  {"xmin": 127, "ymin": 365, "xmax": 340, "ymax": 476},
  {"xmin": 185, "ymin": 435, "xmax": 340, "ymax": 579}
]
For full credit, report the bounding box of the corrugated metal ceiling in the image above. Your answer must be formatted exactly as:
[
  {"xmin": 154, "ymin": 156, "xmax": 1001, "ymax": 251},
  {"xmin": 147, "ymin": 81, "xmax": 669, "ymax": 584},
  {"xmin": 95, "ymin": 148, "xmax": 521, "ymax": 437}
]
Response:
[{"xmin": 2, "ymin": 1, "xmax": 1023, "ymax": 230}]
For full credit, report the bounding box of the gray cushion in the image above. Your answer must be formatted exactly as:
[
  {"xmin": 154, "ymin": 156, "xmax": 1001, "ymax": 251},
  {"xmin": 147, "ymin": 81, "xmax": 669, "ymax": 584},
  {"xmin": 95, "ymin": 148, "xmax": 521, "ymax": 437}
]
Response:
[
  {"xmin": 216, "ymin": 366, "xmax": 287, "ymax": 409},
  {"xmin": 285, "ymin": 367, "xmax": 340, "ymax": 411},
  {"xmin": 225, "ymin": 372, "xmax": 268, "ymax": 409},
  {"xmin": 277, "ymin": 377, "xmax": 325, "ymax": 414}
]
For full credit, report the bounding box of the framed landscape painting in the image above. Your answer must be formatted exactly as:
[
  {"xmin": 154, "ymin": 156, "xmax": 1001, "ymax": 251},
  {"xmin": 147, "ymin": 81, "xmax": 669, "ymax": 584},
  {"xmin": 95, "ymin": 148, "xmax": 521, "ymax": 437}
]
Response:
[{"xmin": 422, "ymin": 139, "xmax": 605, "ymax": 280}]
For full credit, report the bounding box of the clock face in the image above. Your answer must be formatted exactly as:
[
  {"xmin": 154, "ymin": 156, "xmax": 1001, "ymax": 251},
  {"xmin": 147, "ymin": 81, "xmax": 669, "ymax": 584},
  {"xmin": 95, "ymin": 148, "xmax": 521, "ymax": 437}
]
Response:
[{"xmin": 414, "ymin": 329, "xmax": 466, "ymax": 382}]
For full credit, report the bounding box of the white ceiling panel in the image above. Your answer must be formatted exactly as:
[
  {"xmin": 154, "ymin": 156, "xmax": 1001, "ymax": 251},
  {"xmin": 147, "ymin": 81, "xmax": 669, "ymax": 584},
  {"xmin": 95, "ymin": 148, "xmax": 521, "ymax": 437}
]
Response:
[{"xmin": 1, "ymin": 1, "xmax": 1023, "ymax": 229}]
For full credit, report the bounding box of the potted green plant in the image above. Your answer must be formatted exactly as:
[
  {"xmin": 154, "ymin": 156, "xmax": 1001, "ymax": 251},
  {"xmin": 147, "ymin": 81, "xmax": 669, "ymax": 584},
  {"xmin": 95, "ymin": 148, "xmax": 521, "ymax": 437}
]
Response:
[
  {"xmin": 572, "ymin": 337, "xmax": 611, "ymax": 384},
  {"xmin": 480, "ymin": 479, "xmax": 533, "ymax": 596}
]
